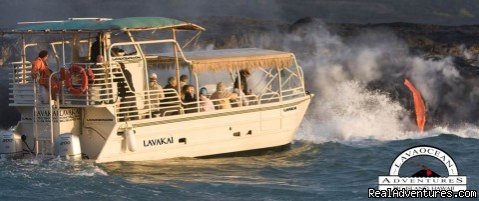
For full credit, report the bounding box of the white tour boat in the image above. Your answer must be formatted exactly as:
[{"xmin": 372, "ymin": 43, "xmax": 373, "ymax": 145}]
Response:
[{"xmin": 0, "ymin": 17, "xmax": 312, "ymax": 163}]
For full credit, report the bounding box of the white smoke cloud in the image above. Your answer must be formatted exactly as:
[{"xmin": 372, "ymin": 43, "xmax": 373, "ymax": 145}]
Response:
[{"xmin": 275, "ymin": 19, "xmax": 474, "ymax": 142}]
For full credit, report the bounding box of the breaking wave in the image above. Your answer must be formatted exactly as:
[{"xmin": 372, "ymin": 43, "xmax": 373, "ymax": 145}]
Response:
[{"xmin": 281, "ymin": 19, "xmax": 479, "ymax": 143}]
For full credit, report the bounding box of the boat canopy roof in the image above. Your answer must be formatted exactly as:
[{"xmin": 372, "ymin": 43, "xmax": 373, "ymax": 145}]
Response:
[
  {"xmin": 148, "ymin": 48, "xmax": 294, "ymax": 73},
  {"xmin": 1, "ymin": 17, "xmax": 205, "ymax": 33}
]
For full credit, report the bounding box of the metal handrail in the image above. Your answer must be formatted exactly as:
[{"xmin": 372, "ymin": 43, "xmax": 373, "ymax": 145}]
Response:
[{"xmin": 113, "ymin": 87, "xmax": 294, "ymax": 121}]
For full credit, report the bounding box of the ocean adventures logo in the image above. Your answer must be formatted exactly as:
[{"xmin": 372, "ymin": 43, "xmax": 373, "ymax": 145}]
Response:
[{"xmin": 377, "ymin": 145, "xmax": 467, "ymax": 191}]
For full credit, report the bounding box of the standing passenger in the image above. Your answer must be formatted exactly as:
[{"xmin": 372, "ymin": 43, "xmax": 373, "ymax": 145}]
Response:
[
  {"xmin": 32, "ymin": 50, "xmax": 58, "ymax": 103},
  {"xmin": 234, "ymin": 69, "xmax": 251, "ymax": 95},
  {"xmin": 117, "ymin": 63, "xmax": 137, "ymax": 120},
  {"xmin": 90, "ymin": 34, "xmax": 103, "ymax": 63}
]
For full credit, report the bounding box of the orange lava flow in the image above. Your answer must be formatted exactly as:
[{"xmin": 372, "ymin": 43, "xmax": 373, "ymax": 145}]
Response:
[{"xmin": 404, "ymin": 79, "xmax": 426, "ymax": 133}]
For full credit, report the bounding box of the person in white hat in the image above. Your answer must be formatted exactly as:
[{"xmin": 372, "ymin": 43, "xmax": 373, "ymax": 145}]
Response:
[{"xmin": 148, "ymin": 73, "xmax": 164, "ymax": 116}]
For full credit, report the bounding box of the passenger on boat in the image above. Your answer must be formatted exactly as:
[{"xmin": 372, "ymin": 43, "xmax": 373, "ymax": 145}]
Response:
[
  {"xmin": 117, "ymin": 49, "xmax": 126, "ymax": 56},
  {"xmin": 182, "ymin": 85, "xmax": 197, "ymax": 113},
  {"xmin": 111, "ymin": 48, "xmax": 126, "ymax": 57},
  {"xmin": 32, "ymin": 50, "xmax": 59, "ymax": 103},
  {"xmin": 117, "ymin": 63, "xmax": 137, "ymax": 120},
  {"xmin": 95, "ymin": 55, "xmax": 104, "ymax": 64},
  {"xmin": 161, "ymin": 77, "xmax": 181, "ymax": 116},
  {"xmin": 164, "ymin": 76, "xmax": 178, "ymax": 92},
  {"xmin": 234, "ymin": 69, "xmax": 252, "ymax": 95},
  {"xmin": 90, "ymin": 34, "xmax": 103, "ymax": 63},
  {"xmin": 91, "ymin": 55, "xmax": 105, "ymax": 81},
  {"xmin": 148, "ymin": 73, "xmax": 164, "ymax": 116},
  {"xmin": 89, "ymin": 55, "xmax": 110, "ymax": 103},
  {"xmin": 199, "ymin": 87, "xmax": 215, "ymax": 112},
  {"xmin": 235, "ymin": 69, "xmax": 256, "ymax": 106},
  {"xmin": 210, "ymin": 82, "xmax": 238, "ymax": 110},
  {"xmin": 180, "ymin": 74, "xmax": 189, "ymax": 89}
]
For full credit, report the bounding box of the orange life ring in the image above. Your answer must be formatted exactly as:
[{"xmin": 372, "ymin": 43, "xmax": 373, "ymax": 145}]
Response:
[{"xmin": 65, "ymin": 65, "xmax": 89, "ymax": 96}]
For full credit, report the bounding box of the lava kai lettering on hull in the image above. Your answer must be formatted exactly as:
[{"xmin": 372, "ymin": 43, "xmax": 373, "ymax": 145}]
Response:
[{"xmin": 143, "ymin": 137, "xmax": 174, "ymax": 147}]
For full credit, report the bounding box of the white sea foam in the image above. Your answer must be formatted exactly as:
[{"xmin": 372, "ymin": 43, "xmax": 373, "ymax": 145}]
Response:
[{"xmin": 297, "ymin": 81, "xmax": 414, "ymax": 143}]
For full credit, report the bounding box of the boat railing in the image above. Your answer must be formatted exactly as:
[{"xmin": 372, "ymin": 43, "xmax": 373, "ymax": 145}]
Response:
[
  {"xmin": 281, "ymin": 87, "xmax": 306, "ymax": 101},
  {"xmin": 9, "ymin": 62, "xmax": 307, "ymax": 121},
  {"xmin": 9, "ymin": 61, "xmax": 119, "ymax": 106},
  {"xmin": 61, "ymin": 62, "xmax": 118, "ymax": 106},
  {"xmin": 114, "ymin": 86, "xmax": 304, "ymax": 121},
  {"xmin": 9, "ymin": 62, "xmax": 35, "ymax": 105},
  {"xmin": 259, "ymin": 92, "xmax": 280, "ymax": 104}
]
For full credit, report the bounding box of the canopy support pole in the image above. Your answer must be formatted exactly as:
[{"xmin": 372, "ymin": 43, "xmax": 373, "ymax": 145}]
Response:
[
  {"xmin": 172, "ymin": 29, "xmax": 181, "ymax": 94},
  {"xmin": 62, "ymin": 33, "xmax": 66, "ymax": 67},
  {"xmin": 21, "ymin": 34, "xmax": 26, "ymax": 83},
  {"xmin": 194, "ymin": 72, "xmax": 200, "ymax": 112},
  {"xmin": 278, "ymin": 67, "xmax": 283, "ymax": 102}
]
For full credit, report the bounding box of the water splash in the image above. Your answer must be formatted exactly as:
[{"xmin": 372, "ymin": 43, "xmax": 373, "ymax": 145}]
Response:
[
  {"xmin": 0, "ymin": 156, "xmax": 108, "ymax": 177},
  {"xmin": 280, "ymin": 19, "xmax": 479, "ymax": 143},
  {"xmin": 297, "ymin": 81, "xmax": 416, "ymax": 143}
]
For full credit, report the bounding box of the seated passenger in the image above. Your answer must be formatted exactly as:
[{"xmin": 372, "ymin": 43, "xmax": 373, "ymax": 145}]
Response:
[
  {"xmin": 180, "ymin": 74, "xmax": 189, "ymax": 89},
  {"xmin": 148, "ymin": 73, "xmax": 164, "ymax": 116},
  {"xmin": 164, "ymin": 76, "xmax": 178, "ymax": 92},
  {"xmin": 199, "ymin": 87, "xmax": 215, "ymax": 112},
  {"xmin": 210, "ymin": 82, "xmax": 238, "ymax": 110},
  {"xmin": 163, "ymin": 76, "xmax": 179, "ymax": 103},
  {"xmin": 161, "ymin": 77, "xmax": 181, "ymax": 115},
  {"xmin": 182, "ymin": 85, "xmax": 197, "ymax": 113}
]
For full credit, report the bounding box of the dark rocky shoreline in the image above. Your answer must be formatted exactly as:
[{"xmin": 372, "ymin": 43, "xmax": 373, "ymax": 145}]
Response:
[{"xmin": 188, "ymin": 16, "xmax": 479, "ymax": 58}]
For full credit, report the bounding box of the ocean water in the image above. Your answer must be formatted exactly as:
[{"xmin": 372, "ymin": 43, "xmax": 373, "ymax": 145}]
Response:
[{"xmin": 1, "ymin": 127, "xmax": 478, "ymax": 200}]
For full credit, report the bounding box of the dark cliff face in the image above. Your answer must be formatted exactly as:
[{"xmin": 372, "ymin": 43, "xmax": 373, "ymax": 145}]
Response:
[{"xmin": 191, "ymin": 16, "xmax": 479, "ymax": 58}]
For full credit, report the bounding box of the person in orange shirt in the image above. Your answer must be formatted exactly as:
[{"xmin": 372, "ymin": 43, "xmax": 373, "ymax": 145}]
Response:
[{"xmin": 32, "ymin": 50, "xmax": 58, "ymax": 103}]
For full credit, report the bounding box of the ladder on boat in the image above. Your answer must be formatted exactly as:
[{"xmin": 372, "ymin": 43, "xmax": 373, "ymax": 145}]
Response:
[{"xmin": 32, "ymin": 80, "xmax": 58, "ymax": 156}]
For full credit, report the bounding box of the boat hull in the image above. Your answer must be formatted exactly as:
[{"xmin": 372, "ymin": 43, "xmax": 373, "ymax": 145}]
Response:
[{"xmin": 93, "ymin": 95, "xmax": 312, "ymax": 163}]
